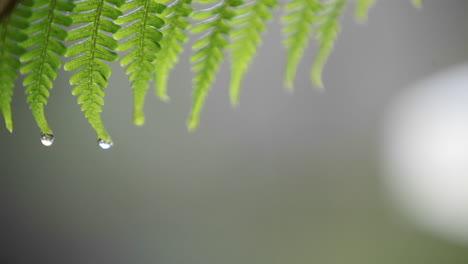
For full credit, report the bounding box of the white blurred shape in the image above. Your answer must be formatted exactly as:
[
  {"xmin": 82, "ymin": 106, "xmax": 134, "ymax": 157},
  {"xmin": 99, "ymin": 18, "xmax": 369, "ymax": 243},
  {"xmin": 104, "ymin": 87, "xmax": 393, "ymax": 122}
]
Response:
[{"xmin": 383, "ymin": 64, "xmax": 468, "ymax": 245}]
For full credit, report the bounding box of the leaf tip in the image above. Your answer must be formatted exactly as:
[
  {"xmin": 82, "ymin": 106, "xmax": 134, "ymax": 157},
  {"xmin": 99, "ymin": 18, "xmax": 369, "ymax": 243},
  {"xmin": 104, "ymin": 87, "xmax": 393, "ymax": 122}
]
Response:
[
  {"xmin": 157, "ymin": 93, "xmax": 170, "ymax": 103},
  {"xmin": 311, "ymin": 75, "xmax": 324, "ymax": 90},
  {"xmin": 187, "ymin": 118, "xmax": 198, "ymax": 132},
  {"xmin": 133, "ymin": 114, "xmax": 145, "ymax": 126},
  {"xmin": 284, "ymin": 79, "xmax": 295, "ymax": 92},
  {"xmin": 230, "ymin": 98, "xmax": 240, "ymax": 108},
  {"xmin": 311, "ymin": 63, "xmax": 325, "ymax": 90},
  {"xmin": 229, "ymin": 87, "xmax": 240, "ymax": 107},
  {"xmin": 2, "ymin": 112, "xmax": 13, "ymax": 133}
]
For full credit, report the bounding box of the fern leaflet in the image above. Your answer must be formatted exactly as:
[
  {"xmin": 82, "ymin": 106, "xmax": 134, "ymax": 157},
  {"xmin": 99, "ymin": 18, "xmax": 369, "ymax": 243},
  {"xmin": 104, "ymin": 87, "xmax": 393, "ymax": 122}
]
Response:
[
  {"xmin": 0, "ymin": 0, "xmax": 31, "ymax": 132},
  {"xmin": 188, "ymin": 0, "xmax": 243, "ymax": 130},
  {"xmin": 20, "ymin": 0, "xmax": 74, "ymax": 135},
  {"xmin": 115, "ymin": 0, "xmax": 166, "ymax": 126},
  {"xmin": 311, "ymin": 0, "xmax": 346, "ymax": 89},
  {"xmin": 354, "ymin": 0, "xmax": 376, "ymax": 22},
  {"xmin": 154, "ymin": 0, "xmax": 193, "ymax": 102},
  {"xmin": 64, "ymin": 0, "xmax": 124, "ymax": 145},
  {"xmin": 229, "ymin": 0, "xmax": 277, "ymax": 106},
  {"xmin": 282, "ymin": 0, "xmax": 321, "ymax": 90}
]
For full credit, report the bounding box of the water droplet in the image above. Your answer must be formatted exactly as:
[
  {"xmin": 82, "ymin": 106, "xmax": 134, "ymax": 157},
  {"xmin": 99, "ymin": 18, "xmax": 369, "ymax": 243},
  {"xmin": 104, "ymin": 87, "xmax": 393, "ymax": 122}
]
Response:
[
  {"xmin": 98, "ymin": 138, "xmax": 113, "ymax": 150},
  {"xmin": 40, "ymin": 132, "xmax": 54, "ymax": 147}
]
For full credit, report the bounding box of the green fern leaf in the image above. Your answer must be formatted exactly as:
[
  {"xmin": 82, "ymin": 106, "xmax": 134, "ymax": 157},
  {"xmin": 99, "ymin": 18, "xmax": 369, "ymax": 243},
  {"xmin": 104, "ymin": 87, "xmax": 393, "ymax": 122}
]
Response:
[
  {"xmin": 282, "ymin": 0, "xmax": 321, "ymax": 90},
  {"xmin": 154, "ymin": 0, "xmax": 193, "ymax": 102},
  {"xmin": 0, "ymin": 0, "xmax": 32, "ymax": 132},
  {"xmin": 20, "ymin": 0, "xmax": 74, "ymax": 135},
  {"xmin": 355, "ymin": 0, "xmax": 376, "ymax": 22},
  {"xmin": 64, "ymin": 0, "xmax": 124, "ymax": 146},
  {"xmin": 115, "ymin": 0, "xmax": 166, "ymax": 126},
  {"xmin": 188, "ymin": 0, "xmax": 243, "ymax": 131},
  {"xmin": 311, "ymin": 0, "xmax": 346, "ymax": 89},
  {"xmin": 229, "ymin": 0, "xmax": 277, "ymax": 106}
]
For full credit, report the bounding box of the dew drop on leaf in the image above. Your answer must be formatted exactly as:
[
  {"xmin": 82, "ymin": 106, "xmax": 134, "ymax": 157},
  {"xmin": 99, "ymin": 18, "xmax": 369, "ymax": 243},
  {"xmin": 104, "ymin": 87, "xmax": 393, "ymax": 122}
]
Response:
[
  {"xmin": 98, "ymin": 138, "xmax": 113, "ymax": 150},
  {"xmin": 40, "ymin": 132, "xmax": 54, "ymax": 147}
]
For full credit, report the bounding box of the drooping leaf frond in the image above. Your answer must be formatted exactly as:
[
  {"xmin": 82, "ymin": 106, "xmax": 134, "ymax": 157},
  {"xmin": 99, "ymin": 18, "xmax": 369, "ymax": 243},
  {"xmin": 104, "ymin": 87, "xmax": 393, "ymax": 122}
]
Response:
[
  {"xmin": 0, "ymin": 0, "xmax": 425, "ymax": 146},
  {"xmin": 188, "ymin": 0, "xmax": 243, "ymax": 130},
  {"xmin": 115, "ymin": 0, "xmax": 166, "ymax": 126},
  {"xmin": 64, "ymin": 0, "xmax": 124, "ymax": 145},
  {"xmin": 283, "ymin": 0, "xmax": 346, "ymax": 90},
  {"xmin": 282, "ymin": 0, "xmax": 321, "ymax": 90},
  {"xmin": 229, "ymin": 0, "xmax": 277, "ymax": 106},
  {"xmin": 20, "ymin": 0, "xmax": 74, "ymax": 135},
  {"xmin": 0, "ymin": 0, "xmax": 31, "ymax": 132},
  {"xmin": 154, "ymin": 0, "xmax": 193, "ymax": 102},
  {"xmin": 355, "ymin": 0, "xmax": 376, "ymax": 22},
  {"xmin": 311, "ymin": 0, "xmax": 346, "ymax": 89}
]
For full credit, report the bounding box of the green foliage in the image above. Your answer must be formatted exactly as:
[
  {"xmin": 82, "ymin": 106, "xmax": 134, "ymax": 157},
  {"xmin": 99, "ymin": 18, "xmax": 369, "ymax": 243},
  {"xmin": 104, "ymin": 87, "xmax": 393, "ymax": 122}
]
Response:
[
  {"xmin": 188, "ymin": 0, "xmax": 242, "ymax": 130},
  {"xmin": 229, "ymin": 0, "xmax": 277, "ymax": 106},
  {"xmin": 115, "ymin": 0, "xmax": 166, "ymax": 125},
  {"xmin": 0, "ymin": 0, "xmax": 424, "ymax": 147},
  {"xmin": 0, "ymin": 0, "xmax": 32, "ymax": 132},
  {"xmin": 64, "ymin": 0, "xmax": 124, "ymax": 144},
  {"xmin": 154, "ymin": 0, "xmax": 193, "ymax": 102},
  {"xmin": 283, "ymin": 0, "xmax": 346, "ymax": 90},
  {"xmin": 355, "ymin": 0, "xmax": 376, "ymax": 22},
  {"xmin": 356, "ymin": 0, "xmax": 421, "ymax": 22},
  {"xmin": 20, "ymin": 0, "xmax": 74, "ymax": 135},
  {"xmin": 311, "ymin": 0, "xmax": 345, "ymax": 89},
  {"xmin": 282, "ymin": 0, "xmax": 321, "ymax": 90}
]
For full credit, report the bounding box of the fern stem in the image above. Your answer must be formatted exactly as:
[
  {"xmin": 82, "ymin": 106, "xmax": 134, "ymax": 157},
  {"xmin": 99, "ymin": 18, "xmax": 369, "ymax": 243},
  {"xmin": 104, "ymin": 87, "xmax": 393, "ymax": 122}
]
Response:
[
  {"xmin": 188, "ymin": 0, "xmax": 242, "ymax": 130},
  {"xmin": 87, "ymin": 0, "xmax": 109, "ymax": 139},
  {"xmin": 31, "ymin": 0, "xmax": 56, "ymax": 134},
  {"xmin": 282, "ymin": 0, "xmax": 320, "ymax": 90},
  {"xmin": 65, "ymin": 0, "xmax": 123, "ymax": 144},
  {"xmin": 29, "ymin": 0, "xmax": 57, "ymax": 134},
  {"xmin": 154, "ymin": 0, "xmax": 192, "ymax": 102},
  {"xmin": 20, "ymin": 0, "xmax": 72, "ymax": 135},
  {"xmin": 134, "ymin": 0, "xmax": 152, "ymax": 125},
  {"xmin": 310, "ymin": 0, "xmax": 346, "ymax": 89},
  {"xmin": 229, "ymin": 0, "xmax": 277, "ymax": 106},
  {"xmin": 115, "ymin": 0, "xmax": 165, "ymax": 125}
]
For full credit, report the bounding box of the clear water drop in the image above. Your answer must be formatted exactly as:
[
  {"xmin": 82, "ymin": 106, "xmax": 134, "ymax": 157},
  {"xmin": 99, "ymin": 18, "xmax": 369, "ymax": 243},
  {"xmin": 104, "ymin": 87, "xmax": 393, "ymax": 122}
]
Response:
[
  {"xmin": 98, "ymin": 138, "xmax": 113, "ymax": 150},
  {"xmin": 40, "ymin": 132, "xmax": 54, "ymax": 147}
]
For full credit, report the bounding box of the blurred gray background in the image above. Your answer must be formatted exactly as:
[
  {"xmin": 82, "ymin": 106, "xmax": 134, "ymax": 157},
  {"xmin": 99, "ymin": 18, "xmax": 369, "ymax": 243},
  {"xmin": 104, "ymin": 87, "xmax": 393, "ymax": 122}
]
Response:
[{"xmin": 1, "ymin": 1, "xmax": 468, "ymax": 263}]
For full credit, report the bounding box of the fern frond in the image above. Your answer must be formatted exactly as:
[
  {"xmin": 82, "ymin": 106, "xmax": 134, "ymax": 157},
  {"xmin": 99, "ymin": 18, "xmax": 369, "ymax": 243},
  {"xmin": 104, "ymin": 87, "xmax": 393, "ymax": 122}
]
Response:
[
  {"xmin": 64, "ymin": 0, "xmax": 124, "ymax": 146},
  {"xmin": 354, "ymin": 0, "xmax": 376, "ymax": 22},
  {"xmin": 229, "ymin": 0, "xmax": 277, "ymax": 106},
  {"xmin": 115, "ymin": 0, "xmax": 166, "ymax": 126},
  {"xmin": 188, "ymin": 0, "xmax": 243, "ymax": 131},
  {"xmin": 0, "ymin": 0, "xmax": 31, "ymax": 132},
  {"xmin": 311, "ymin": 0, "xmax": 346, "ymax": 89},
  {"xmin": 154, "ymin": 0, "xmax": 193, "ymax": 102},
  {"xmin": 20, "ymin": 0, "xmax": 74, "ymax": 136},
  {"xmin": 411, "ymin": 0, "xmax": 422, "ymax": 8},
  {"xmin": 282, "ymin": 0, "xmax": 321, "ymax": 90}
]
